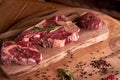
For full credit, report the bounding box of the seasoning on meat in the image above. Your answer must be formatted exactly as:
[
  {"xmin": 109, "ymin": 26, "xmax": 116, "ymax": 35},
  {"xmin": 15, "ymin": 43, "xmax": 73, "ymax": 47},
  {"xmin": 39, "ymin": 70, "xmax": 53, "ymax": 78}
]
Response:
[
  {"xmin": 1, "ymin": 41, "xmax": 42, "ymax": 65},
  {"xmin": 15, "ymin": 15, "xmax": 80, "ymax": 48}
]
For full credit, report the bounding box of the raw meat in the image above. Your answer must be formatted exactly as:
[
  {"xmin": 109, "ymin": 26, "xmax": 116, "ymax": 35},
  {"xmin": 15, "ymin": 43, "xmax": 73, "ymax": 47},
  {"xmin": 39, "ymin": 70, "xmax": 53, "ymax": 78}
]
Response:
[
  {"xmin": 1, "ymin": 41, "xmax": 42, "ymax": 65},
  {"xmin": 77, "ymin": 13, "xmax": 102, "ymax": 30},
  {"xmin": 15, "ymin": 15, "xmax": 80, "ymax": 48}
]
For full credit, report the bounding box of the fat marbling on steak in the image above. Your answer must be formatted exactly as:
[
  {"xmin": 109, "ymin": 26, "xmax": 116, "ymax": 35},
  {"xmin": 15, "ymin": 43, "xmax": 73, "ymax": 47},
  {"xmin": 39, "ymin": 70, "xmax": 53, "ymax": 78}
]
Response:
[
  {"xmin": 15, "ymin": 15, "xmax": 80, "ymax": 48},
  {"xmin": 1, "ymin": 41, "xmax": 42, "ymax": 65}
]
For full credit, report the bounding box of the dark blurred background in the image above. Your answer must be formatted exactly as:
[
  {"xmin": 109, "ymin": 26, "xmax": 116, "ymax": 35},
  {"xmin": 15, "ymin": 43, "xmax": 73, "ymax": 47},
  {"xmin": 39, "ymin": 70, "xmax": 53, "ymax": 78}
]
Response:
[{"xmin": 46, "ymin": 0, "xmax": 120, "ymax": 19}]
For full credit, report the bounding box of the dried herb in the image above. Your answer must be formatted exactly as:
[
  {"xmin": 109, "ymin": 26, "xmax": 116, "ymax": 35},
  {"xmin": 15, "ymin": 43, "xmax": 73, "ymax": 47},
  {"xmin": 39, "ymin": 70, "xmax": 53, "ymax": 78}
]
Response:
[
  {"xmin": 32, "ymin": 26, "xmax": 60, "ymax": 32},
  {"xmin": 58, "ymin": 68, "xmax": 74, "ymax": 80}
]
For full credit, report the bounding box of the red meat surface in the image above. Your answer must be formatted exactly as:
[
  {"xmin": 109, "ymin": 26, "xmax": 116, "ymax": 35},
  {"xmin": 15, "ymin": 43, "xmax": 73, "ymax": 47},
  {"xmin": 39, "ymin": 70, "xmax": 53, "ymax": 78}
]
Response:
[
  {"xmin": 15, "ymin": 15, "xmax": 80, "ymax": 48},
  {"xmin": 1, "ymin": 41, "xmax": 42, "ymax": 65},
  {"xmin": 77, "ymin": 13, "xmax": 102, "ymax": 30}
]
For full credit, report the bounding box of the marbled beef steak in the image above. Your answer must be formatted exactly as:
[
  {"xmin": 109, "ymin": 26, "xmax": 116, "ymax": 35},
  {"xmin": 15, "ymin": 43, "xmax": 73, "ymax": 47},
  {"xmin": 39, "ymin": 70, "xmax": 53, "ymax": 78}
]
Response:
[
  {"xmin": 15, "ymin": 15, "xmax": 80, "ymax": 48},
  {"xmin": 1, "ymin": 41, "xmax": 42, "ymax": 65}
]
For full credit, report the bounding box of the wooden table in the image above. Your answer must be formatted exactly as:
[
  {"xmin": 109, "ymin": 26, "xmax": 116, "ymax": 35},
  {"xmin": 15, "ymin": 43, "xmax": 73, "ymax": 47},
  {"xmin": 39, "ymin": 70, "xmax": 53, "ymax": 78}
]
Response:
[{"xmin": 0, "ymin": 1, "xmax": 120, "ymax": 80}]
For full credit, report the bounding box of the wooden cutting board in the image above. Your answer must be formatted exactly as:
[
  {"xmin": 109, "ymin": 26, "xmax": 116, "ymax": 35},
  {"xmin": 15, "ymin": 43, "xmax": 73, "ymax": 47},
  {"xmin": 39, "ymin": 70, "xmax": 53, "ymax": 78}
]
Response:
[{"xmin": 0, "ymin": 8, "xmax": 109, "ymax": 78}]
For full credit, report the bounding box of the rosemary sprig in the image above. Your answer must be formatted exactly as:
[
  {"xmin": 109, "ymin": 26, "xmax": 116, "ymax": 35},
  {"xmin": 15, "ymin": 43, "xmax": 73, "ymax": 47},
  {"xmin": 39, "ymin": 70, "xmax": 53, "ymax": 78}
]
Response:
[
  {"xmin": 32, "ymin": 26, "xmax": 60, "ymax": 32},
  {"xmin": 58, "ymin": 68, "xmax": 74, "ymax": 80}
]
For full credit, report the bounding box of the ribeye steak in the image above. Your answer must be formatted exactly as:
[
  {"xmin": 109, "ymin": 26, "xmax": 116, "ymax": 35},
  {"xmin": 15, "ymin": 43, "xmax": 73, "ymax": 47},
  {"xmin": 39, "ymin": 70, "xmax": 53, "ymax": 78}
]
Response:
[
  {"xmin": 1, "ymin": 41, "xmax": 42, "ymax": 65},
  {"xmin": 15, "ymin": 15, "xmax": 80, "ymax": 48}
]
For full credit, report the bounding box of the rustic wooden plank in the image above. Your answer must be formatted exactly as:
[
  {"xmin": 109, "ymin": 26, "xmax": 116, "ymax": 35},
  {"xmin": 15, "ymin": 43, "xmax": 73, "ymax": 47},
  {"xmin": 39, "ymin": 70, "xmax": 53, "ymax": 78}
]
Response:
[
  {"xmin": 1, "ymin": 1, "xmax": 120, "ymax": 80},
  {"xmin": 0, "ymin": 14, "xmax": 109, "ymax": 78}
]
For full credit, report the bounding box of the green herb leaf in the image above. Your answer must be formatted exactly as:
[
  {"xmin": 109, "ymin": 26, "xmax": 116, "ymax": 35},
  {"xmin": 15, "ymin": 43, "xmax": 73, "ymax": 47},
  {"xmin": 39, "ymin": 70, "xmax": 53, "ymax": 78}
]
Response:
[
  {"xmin": 32, "ymin": 26, "xmax": 60, "ymax": 32},
  {"xmin": 58, "ymin": 68, "xmax": 74, "ymax": 80}
]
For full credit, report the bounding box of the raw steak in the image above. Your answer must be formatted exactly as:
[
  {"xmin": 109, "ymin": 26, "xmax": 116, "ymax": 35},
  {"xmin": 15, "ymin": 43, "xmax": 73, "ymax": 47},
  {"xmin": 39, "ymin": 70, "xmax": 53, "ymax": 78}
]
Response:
[
  {"xmin": 77, "ymin": 13, "xmax": 102, "ymax": 30},
  {"xmin": 15, "ymin": 15, "xmax": 80, "ymax": 48},
  {"xmin": 1, "ymin": 41, "xmax": 42, "ymax": 65}
]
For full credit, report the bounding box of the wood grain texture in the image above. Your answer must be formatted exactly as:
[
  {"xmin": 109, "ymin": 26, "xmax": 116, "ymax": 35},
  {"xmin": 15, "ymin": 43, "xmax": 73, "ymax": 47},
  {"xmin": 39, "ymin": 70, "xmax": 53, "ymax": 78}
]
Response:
[
  {"xmin": 0, "ymin": 0, "xmax": 67, "ymax": 33},
  {"xmin": 0, "ymin": 8, "xmax": 109, "ymax": 78},
  {"xmin": 0, "ymin": 1, "xmax": 120, "ymax": 80}
]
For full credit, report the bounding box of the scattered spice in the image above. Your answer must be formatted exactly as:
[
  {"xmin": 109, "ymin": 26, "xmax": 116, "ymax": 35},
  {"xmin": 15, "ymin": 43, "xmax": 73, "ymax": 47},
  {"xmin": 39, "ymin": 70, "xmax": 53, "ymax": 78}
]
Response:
[
  {"xmin": 90, "ymin": 59, "xmax": 111, "ymax": 68},
  {"xmin": 47, "ymin": 75, "xmax": 51, "ymax": 77},
  {"xmin": 68, "ymin": 61, "xmax": 72, "ymax": 63},
  {"xmin": 90, "ymin": 53, "xmax": 93, "ymax": 55},
  {"xmin": 37, "ymin": 70, "xmax": 40, "ymax": 73},
  {"xmin": 97, "ymin": 50, "xmax": 99, "ymax": 52},
  {"xmin": 100, "ymin": 68, "xmax": 108, "ymax": 74},
  {"xmin": 102, "ymin": 52, "xmax": 105, "ymax": 54},
  {"xmin": 102, "ymin": 75, "xmax": 116, "ymax": 80},
  {"xmin": 118, "ymin": 56, "xmax": 120, "ymax": 59},
  {"xmin": 95, "ymin": 72, "xmax": 98, "ymax": 74},
  {"xmin": 111, "ymin": 53, "xmax": 114, "ymax": 54},
  {"xmin": 69, "ymin": 54, "xmax": 73, "ymax": 59},
  {"xmin": 25, "ymin": 77, "xmax": 32, "ymax": 80},
  {"xmin": 70, "ymin": 56, "xmax": 73, "ymax": 58},
  {"xmin": 46, "ymin": 69, "xmax": 49, "ymax": 71},
  {"xmin": 80, "ymin": 74, "xmax": 83, "ymax": 77},
  {"xmin": 88, "ymin": 73, "xmax": 93, "ymax": 76},
  {"xmin": 111, "ymin": 71, "xmax": 114, "ymax": 73},
  {"xmin": 41, "ymin": 72, "xmax": 47, "ymax": 74},
  {"xmin": 104, "ymin": 56, "xmax": 108, "ymax": 59},
  {"xmin": 81, "ymin": 71, "xmax": 87, "ymax": 75},
  {"xmin": 35, "ymin": 73, "xmax": 40, "ymax": 77},
  {"xmin": 114, "ymin": 71, "xmax": 119, "ymax": 75},
  {"xmin": 63, "ymin": 64, "xmax": 67, "ymax": 66},
  {"xmin": 84, "ymin": 76, "xmax": 87, "ymax": 79},
  {"xmin": 75, "ymin": 64, "xmax": 79, "ymax": 68},
  {"xmin": 90, "ymin": 59, "xmax": 111, "ymax": 74},
  {"xmin": 93, "ymin": 57, "xmax": 96, "ymax": 59},
  {"xmin": 79, "ymin": 62, "xmax": 83, "ymax": 64}
]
